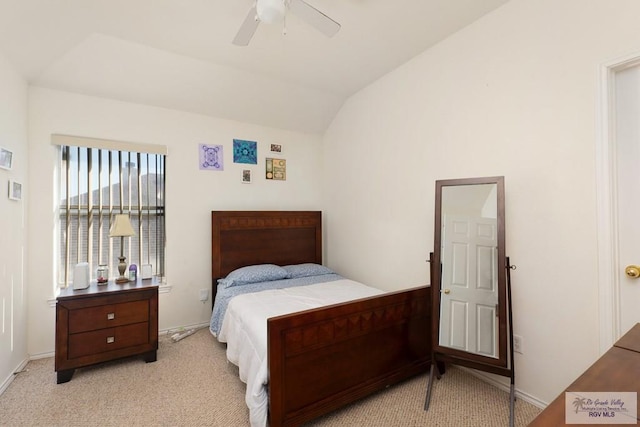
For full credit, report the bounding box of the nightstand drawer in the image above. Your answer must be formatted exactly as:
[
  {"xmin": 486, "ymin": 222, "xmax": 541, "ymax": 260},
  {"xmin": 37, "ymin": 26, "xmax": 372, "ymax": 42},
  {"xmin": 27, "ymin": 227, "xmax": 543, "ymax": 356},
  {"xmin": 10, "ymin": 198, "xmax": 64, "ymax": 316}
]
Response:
[
  {"xmin": 68, "ymin": 322, "xmax": 150, "ymax": 359},
  {"xmin": 68, "ymin": 300, "xmax": 149, "ymax": 333}
]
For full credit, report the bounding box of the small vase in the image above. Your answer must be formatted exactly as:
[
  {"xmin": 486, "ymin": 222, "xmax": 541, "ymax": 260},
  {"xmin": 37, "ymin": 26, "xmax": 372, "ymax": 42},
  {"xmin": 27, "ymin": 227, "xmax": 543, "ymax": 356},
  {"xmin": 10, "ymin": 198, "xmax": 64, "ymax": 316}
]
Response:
[{"xmin": 97, "ymin": 265, "xmax": 109, "ymax": 285}]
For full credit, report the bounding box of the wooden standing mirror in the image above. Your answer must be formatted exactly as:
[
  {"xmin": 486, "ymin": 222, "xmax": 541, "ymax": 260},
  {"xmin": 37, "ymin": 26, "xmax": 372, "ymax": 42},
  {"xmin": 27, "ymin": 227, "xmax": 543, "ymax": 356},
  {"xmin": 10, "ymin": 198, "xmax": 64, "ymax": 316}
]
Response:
[{"xmin": 425, "ymin": 176, "xmax": 515, "ymax": 426}]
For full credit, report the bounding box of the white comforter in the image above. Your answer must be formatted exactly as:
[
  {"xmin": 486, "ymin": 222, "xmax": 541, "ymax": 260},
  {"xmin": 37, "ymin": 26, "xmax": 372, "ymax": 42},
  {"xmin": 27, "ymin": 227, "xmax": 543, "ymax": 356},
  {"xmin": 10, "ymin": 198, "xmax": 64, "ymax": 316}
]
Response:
[{"xmin": 217, "ymin": 279, "xmax": 384, "ymax": 427}]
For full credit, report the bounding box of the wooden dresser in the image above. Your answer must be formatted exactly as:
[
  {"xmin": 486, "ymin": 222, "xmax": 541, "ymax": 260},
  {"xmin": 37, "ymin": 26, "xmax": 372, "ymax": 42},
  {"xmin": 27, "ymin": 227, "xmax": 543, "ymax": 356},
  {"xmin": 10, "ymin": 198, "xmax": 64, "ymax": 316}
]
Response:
[
  {"xmin": 529, "ymin": 323, "xmax": 640, "ymax": 426},
  {"xmin": 55, "ymin": 279, "xmax": 159, "ymax": 384}
]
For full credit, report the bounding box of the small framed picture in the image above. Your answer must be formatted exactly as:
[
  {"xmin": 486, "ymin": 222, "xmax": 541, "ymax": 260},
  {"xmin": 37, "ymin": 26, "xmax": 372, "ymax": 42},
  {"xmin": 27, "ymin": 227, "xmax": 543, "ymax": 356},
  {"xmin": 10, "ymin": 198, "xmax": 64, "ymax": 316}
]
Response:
[
  {"xmin": 8, "ymin": 179, "xmax": 22, "ymax": 201},
  {"xmin": 270, "ymin": 144, "xmax": 282, "ymax": 153},
  {"xmin": 242, "ymin": 169, "xmax": 252, "ymax": 184},
  {"xmin": 0, "ymin": 147, "xmax": 13, "ymax": 170}
]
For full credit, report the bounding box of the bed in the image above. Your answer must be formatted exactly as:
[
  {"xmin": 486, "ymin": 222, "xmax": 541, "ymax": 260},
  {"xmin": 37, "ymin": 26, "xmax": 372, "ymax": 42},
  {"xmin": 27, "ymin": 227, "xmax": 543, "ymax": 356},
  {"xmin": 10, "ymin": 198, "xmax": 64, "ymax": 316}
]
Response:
[{"xmin": 210, "ymin": 210, "xmax": 431, "ymax": 427}]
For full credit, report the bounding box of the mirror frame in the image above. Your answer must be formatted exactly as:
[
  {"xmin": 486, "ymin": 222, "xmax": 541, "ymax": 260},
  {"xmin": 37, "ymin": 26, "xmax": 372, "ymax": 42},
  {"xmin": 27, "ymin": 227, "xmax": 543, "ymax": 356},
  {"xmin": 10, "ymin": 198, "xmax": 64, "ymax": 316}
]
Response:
[{"xmin": 432, "ymin": 176, "xmax": 508, "ymax": 369}]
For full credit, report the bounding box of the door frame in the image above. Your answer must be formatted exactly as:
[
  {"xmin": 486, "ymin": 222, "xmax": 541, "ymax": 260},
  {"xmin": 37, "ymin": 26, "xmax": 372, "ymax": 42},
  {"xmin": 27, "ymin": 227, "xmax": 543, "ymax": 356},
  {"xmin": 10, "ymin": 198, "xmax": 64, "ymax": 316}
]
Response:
[{"xmin": 596, "ymin": 51, "xmax": 640, "ymax": 354}]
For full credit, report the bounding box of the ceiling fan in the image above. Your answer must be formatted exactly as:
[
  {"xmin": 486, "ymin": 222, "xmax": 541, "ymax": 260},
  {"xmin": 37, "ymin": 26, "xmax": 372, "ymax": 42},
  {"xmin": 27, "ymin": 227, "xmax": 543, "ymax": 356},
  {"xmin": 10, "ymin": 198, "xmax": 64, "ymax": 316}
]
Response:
[{"xmin": 232, "ymin": 0, "xmax": 341, "ymax": 46}]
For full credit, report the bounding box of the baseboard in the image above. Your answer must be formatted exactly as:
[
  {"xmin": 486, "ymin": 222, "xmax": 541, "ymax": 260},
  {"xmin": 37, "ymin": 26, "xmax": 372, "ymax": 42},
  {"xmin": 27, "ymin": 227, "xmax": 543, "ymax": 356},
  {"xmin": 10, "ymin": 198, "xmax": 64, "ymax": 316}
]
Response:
[
  {"xmin": 29, "ymin": 351, "xmax": 55, "ymax": 360},
  {"xmin": 0, "ymin": 358, "xmax": 29, "ymax": 396},
  {"xmin": 459, "ymin": 367, "xmax": 548, "ymax": 409}
]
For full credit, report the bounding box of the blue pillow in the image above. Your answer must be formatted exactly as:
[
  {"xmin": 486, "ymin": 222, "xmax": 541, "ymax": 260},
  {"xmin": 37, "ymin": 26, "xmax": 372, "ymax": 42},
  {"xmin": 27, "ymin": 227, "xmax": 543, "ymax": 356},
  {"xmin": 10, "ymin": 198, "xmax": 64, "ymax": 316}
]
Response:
[
  {"xmin": 284, "ymin": 263, "xmax": 335, "ymax": 279},
  {"xmin": 219, "ymin": 264, "xmax": 288, "ymax": 288}
]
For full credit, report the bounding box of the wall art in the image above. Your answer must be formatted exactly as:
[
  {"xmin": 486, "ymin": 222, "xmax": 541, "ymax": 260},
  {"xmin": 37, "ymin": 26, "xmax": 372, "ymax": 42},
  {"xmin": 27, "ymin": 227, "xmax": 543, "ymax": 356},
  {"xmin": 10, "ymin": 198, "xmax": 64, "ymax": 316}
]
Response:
[
  {"xmin": 266, "ymin": 158, "xmax": 286, "ymax": 181},
  {"xmin": 233, "ymin": 139, "xmax": 257, "ymax": 164},
  {"xmin": 199, "ymin": 144, "xmax": 224, "ymax": 171},
  {"xmin": 8, "ymin": 179, "xmax": 22, "ymax": 201},
  {"xmin": 270, "ymin": 144, "xmax": 282, "ymax": 153},
  {"xmin": 242, "ymin": 169, "xmax": 252, "ymax": 184},
  {"xmin": 0, "ymin": 147, "xmax": 13, "ymax": 170}
]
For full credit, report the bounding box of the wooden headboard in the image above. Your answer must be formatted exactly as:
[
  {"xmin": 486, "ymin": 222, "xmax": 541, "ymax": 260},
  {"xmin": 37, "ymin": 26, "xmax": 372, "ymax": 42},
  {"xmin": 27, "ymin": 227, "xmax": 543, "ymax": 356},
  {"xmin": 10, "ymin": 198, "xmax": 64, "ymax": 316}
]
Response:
[{"xmin": 211, "ymin": 211, "xmax": 322, "ymax": 302}]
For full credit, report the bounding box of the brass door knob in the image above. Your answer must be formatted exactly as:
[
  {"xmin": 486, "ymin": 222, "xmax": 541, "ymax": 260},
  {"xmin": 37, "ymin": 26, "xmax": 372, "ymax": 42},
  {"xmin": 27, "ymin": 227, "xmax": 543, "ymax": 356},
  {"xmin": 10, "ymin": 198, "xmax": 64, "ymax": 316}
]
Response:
[
  {"xmin": 625, "ymin": 265, "xmax": 640, "ymax": 278},
  {"xmin": 441, "ymin": 289, "xmax": 451, "ymax": 294}
]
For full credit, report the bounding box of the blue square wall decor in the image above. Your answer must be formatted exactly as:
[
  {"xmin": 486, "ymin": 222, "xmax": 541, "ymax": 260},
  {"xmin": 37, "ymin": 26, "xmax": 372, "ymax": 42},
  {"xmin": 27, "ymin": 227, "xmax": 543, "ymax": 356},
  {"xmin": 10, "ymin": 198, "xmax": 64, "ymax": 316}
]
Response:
[{"xmin": 233, "ymin": 139, "xmax": 257, "ymax": 164}]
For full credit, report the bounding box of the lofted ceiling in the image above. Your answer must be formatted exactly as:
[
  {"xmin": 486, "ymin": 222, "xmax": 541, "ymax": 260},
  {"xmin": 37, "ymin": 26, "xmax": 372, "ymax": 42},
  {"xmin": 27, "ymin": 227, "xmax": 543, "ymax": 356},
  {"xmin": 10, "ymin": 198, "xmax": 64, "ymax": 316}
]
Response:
[{"xmin": 0, "ymin": 0, "xmax": 509, "ymax": 133}]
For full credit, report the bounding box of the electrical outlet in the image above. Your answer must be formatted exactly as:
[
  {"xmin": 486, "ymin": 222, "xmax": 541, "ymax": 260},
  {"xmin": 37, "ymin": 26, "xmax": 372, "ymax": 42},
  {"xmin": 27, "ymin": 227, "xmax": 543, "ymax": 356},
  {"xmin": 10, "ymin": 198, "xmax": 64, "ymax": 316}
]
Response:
[
  {"xmin": 199, "ymin": 289, "xmax": 209, "ymax": 302},
  {"xmin": 513, "ymin": 334, "xmax": 523, "ymax": 354}
]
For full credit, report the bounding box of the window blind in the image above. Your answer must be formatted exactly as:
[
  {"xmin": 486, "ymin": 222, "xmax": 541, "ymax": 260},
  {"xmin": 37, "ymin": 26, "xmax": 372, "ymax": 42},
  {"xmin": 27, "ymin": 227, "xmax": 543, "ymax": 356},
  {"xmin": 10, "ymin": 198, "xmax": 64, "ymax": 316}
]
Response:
[{"xmin": 57, "ymin": 139, "xmax": 166, "ymax": 288}]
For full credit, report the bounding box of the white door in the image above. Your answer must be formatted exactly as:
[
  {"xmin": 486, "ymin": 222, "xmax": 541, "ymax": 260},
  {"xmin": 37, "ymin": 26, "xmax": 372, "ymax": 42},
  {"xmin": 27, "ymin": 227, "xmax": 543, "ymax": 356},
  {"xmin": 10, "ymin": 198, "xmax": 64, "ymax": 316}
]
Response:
[
  {"xmin": 614, "ymin": 64, "xmax": 640, "ymax": 335},
  {"xmin": 439, "ymin": 214, "xmax": 498, "ymax": 357}
]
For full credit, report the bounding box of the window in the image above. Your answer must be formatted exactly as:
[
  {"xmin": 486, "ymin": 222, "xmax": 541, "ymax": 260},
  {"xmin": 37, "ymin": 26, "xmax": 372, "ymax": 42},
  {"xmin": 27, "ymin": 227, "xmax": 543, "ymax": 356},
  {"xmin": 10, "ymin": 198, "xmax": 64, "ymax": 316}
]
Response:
[{"xmin": 57, "ymin": 139, "xmax": 166, "ymax": 288}]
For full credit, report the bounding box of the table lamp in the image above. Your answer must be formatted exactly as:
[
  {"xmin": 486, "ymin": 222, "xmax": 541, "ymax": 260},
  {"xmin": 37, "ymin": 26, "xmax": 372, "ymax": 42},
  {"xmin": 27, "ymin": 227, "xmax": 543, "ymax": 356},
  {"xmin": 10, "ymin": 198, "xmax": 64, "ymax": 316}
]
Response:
[{"xmin": 109, "ymin": 214, "xmax": 135, "ymax": 283}]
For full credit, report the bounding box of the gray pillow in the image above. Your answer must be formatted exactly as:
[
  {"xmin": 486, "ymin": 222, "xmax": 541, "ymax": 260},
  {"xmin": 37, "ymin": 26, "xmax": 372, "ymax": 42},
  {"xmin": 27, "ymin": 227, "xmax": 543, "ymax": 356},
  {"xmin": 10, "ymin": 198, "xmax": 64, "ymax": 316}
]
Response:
[
  {"xmin": 219, "ymin": 264, "xmax": 288, "ymax": 288},
  {"xmin": 284, "ymin": 263, "xmax": 335, "ymax": 279}
]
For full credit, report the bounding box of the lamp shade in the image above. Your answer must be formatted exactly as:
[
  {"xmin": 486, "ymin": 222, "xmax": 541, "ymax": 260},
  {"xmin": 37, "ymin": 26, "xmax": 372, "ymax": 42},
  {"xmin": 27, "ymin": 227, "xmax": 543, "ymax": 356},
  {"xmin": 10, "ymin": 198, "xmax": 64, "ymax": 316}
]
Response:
[
  {"xmin": 256, "ymin": 0, "xmax": 286, "ymax": 24},
  {"xmin": 109, "ymin": 214, "xmax": 135, "ymax": 237}
]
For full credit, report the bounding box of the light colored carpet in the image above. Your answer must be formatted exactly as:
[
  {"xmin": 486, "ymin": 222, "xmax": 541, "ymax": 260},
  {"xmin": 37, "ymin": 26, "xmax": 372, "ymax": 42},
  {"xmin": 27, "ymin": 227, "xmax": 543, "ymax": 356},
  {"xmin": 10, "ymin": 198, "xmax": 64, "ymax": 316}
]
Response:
[{"xmin": 0, "ymin": 329, "xmax": 541, "ymax": 426}]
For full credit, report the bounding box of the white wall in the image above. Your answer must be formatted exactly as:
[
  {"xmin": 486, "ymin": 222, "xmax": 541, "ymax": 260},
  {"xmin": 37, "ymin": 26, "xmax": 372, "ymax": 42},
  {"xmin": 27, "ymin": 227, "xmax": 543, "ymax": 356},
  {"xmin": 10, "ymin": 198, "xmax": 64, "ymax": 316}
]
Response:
[
  {"xmin": 322, "ymin": 0, "xmax": 640, "ymax": 406},
  {"xmin": 27, "ymin": 87, "xmax": 323, "ymax": 357},
  {"xmin": 0, "ymin": 53, "xmax": 28, "ymax": 390}
]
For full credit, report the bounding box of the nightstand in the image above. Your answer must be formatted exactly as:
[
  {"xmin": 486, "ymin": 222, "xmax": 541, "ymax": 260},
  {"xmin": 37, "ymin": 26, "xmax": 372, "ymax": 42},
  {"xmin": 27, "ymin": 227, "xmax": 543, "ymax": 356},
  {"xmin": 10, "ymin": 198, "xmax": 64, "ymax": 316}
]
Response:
[{"xmin": 55, "ymin": 278, "xmax": 159, "ymax": 384}]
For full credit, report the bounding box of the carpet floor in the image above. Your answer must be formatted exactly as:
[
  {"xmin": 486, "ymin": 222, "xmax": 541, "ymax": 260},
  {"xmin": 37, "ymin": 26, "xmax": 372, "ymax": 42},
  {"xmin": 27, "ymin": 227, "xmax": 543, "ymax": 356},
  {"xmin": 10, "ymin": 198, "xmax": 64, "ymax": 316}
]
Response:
[{"xmin": 0, "ymin": 328, "xmax": 541, "ymax": 426}]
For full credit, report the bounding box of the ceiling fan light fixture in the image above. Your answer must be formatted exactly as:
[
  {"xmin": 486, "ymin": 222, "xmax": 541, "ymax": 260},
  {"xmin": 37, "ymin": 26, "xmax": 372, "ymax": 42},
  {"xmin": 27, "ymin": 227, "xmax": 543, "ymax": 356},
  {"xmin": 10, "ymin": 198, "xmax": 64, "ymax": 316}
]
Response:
[
  {"xmin": 256, "ymin": 0, "xmax": 286, "ymax": 24},
  {"xmin": 233, "ymin": 0, "xmax": 339, "ymax": 46}
]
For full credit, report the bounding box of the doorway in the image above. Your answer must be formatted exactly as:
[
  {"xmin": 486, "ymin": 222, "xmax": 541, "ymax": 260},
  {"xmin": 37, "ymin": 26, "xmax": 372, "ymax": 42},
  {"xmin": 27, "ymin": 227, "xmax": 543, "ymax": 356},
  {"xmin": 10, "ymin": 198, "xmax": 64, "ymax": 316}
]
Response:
[{"xmin": 597, "ymin": 53, "xmax": 640, "ymax": 353}]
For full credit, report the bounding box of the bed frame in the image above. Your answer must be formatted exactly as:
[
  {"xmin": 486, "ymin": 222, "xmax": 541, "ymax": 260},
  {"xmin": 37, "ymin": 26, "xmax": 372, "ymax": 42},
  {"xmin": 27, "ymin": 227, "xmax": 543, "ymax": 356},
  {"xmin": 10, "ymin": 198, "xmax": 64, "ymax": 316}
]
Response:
[{"xmin": 211, "ymin": 211, "xmax": 431, "ymax": 427}]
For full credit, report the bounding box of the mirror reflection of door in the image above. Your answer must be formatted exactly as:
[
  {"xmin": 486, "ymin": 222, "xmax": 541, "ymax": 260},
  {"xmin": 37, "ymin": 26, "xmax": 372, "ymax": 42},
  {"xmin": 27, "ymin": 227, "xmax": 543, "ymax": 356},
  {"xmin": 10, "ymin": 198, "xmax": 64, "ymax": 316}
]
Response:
[{"xmin": 439, "ymin": 183, "xmax": 499, "ymax": 358}]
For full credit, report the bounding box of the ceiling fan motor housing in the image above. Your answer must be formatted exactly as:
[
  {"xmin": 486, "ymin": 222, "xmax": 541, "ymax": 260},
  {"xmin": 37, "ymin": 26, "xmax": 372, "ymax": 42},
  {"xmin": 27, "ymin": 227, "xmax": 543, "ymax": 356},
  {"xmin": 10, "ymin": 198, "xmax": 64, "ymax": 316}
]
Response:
[
  {"xmin": 256, "ymin": 0, "xmax": 286, "ymax": 24},
  {"xmin": 233, "ymin": 0, "xmax": 339, "ymax": 46}
]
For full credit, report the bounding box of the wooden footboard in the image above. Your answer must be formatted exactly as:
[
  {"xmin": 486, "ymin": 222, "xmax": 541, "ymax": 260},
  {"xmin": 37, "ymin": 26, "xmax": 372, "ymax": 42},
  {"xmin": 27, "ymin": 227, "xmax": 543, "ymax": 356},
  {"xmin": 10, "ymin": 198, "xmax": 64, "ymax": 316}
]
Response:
[{"xmin": 268, "ymin": 285, "xmax": 431, "ymax": 427}]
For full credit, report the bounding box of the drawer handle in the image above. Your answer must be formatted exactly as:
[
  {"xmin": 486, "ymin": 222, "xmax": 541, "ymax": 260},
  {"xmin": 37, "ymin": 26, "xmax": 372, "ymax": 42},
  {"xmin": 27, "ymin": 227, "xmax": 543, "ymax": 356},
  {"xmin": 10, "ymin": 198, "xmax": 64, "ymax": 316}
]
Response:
[
  {"xmin": 107, "ymin": 313, "xmax": 115, "ymax": 320},
  {"xmin": 106, "ymin": 336, "xmax": 115, "ymax": 344}
]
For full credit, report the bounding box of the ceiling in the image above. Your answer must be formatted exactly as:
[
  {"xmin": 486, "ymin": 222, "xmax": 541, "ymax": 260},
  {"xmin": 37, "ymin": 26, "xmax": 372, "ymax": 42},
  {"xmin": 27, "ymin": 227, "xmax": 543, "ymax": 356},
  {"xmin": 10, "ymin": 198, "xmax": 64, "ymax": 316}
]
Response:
[{"xmin": 0, "ymin": 0, "xmax": 509, "ymax": 133}]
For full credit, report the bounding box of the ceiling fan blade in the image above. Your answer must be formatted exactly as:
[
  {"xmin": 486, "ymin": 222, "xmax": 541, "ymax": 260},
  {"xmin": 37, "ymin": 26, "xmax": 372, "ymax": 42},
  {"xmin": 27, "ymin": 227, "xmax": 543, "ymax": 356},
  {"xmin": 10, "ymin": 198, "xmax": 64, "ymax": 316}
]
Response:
[
  {"xmin": 232, "ymin": 5, "xmax": 260, "ymax": 46},
  {"xmin": 288, "ymin": 0, "xmax": 340, "ymax": 38}
]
